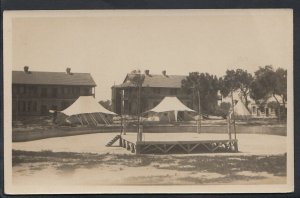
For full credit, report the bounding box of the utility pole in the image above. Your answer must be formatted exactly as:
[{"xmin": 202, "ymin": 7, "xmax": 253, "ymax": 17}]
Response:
[
  {"xmin": 120, "ymin": 89, "xmax": 126, "ymax": 135},
  {"xmin": 197, "ymin": 88, "xmax": 201, "ymax": 134},
  {"xmin": 230, "ymin": 90, "xmax": 237, "ymax": 140},
  {"xmin": 137, "ymin": 82, "xmax": 141, "ymax": 141},
  {"xmin": 136, "ymin": 73, "xmax": 145, "ymax": 142}
]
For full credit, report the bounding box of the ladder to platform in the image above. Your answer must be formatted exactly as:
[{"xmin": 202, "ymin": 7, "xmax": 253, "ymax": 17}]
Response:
[{"xmin": 106, "ymin": 135, "xmax": 121, "ymax": 147}]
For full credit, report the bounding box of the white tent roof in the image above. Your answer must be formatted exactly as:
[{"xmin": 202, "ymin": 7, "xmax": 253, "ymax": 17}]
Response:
[
  {"xmin": 61, "ymin": 96, "xmax": 117, "ymax": 116},
  {"xmin": 146, "ymin": 96, "xmax": 196, "ymax": 113}
]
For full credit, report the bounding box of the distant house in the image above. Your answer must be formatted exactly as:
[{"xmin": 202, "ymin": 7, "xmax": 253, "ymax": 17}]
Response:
[
  {"xmin": 12, "ymin": 66, "xmax": 96, "ymax": 118},
  {"xmin": 111, "ymin": 70, "xmax": 194, "ymax": 115},
  {"xmin": 249, "ymin": 96, "xmax": 286, "ymax": 118}
]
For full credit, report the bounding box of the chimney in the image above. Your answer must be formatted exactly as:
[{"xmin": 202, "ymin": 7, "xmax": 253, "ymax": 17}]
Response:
[
  {"xmin": 162, "ymin": 70, "xmax": 167, "ymax": 77},
  {"xmin": 66, "ymin": 67, "xmax": 72, "ymax": 75},
  {"xmin": 24, "ymin": 66, "xmax": 29, "ymax": 73},
  {"xmin": 144, "ymin": 70, "xmax": 150, "ymax": 76}
]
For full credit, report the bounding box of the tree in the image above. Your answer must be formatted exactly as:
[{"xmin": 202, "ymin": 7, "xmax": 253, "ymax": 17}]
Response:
[
  {"xmin": 128, "ymin": 70, "xmax": 145, "ymax": 140},
  {"xmin": 250, "ymin": 65, "xmax": 287, "ymax": 120},
  {"xmin": 182, "ymin": 72, "xmax": 220, "ymax": 115},
  {"xmin": 214, "ymin": 102, "xmax": 231, "ymax": 118},
  {"xmin": 220, "ymin": 69, "xmax": 253, "ymax": 111},
  {"xmin": 99, "ymin": 100, "xmax": 112, "ymax": 111},
  {"xmin": 128, "ymin": 70, "xmax": 145, "ymax": 114}
]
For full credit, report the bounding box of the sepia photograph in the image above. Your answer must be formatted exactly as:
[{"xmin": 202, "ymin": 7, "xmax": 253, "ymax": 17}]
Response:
[{"xmin": 3, "ymin": 9, "xmax": 293, "ymax": 194}]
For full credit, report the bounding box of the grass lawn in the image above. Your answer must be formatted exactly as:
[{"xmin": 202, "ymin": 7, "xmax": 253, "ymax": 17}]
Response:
[{"xmin": 12, "ymin": 149, "xmax": 286, "ymax": 185}]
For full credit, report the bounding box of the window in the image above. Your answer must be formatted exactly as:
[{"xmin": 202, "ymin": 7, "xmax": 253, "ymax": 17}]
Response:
[
  {"xmin": 153, "ymin": 88, "xmax": 160, "ymax": 94},
  {"xmin": 72, "ymin": 87, "xmax": 79, "ymax": 95},
  {"xmin": 28, "ymin": 86, "xmax": 36, "ymax": 96},
  {"xmin": 18, "ymin": 101, "xmax": 21, "ymax": 112},
  {"xmin": 32, "ymin": 87, "xmax": 37, "ymax": 95},
  {"xmin": 41, "ymin": 105, "xmax": 48, "ymax": 115},
  {"xmin": 19, "ymin": 86, "xmax": 25, "ymax": 94},
  {"xmin": 41, "ymin": 88, "xmax": 47, "ymax": 97},
  {"xmin": 84, "ymin": 88, "xmax": 90, "ymax": 95},
  {"xmin": 52, "ymin": 88, "xmax": 58, "ymax": 98},
  {"xmin": 22, "ymin": 101, "xmax": 26, "ymax": 112},
  {"xmin": 12, "ymin": 85, "xmax": 17, "ymax": 95},
  {"xmin": 27, "ymin": 101, "xmax": 32, "ymax": 112},
  {"xmin": 252, "ymin": 106, "xmax": 256, "ymax": 114},
  {"xmin": 33, "ymin": 101, "xmax": 37, "ymax": 112},
  {"xmin": 63, "ymin": 87, "xmax": 68, "ymax": 95},
  {"xmin": 153, "ymin": 101, "xmax": 159, "ymax": 107},
  {"xmin": 170, "ymin": 89, "xmax": 177, "ymax": 95},
  {"xmin": 23, "ymin": 86, "xmax": 27, "ymax": 94},
  {"xmin": 61, "ymin": 101, "xmax": 70, "ymax": 110},
  {"xmin": 51, "ymin": 105, "xmax": 57, "ymax": 110}
]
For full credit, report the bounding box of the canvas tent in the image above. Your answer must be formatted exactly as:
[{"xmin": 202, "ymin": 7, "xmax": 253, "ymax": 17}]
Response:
[
  {"xmin": 232, "ymin": 100, "xmax": 251, "ymax": 119},
  {"xmin": 221, "ymin": 91, "xmax": 251, "ymax": 119},
  {"xmin": 144, "ymin": 96, "xmax": 196, "ymax": 122},
  {"xmin": 60, "ymin": 96, "xmax": 117, "ymax": 126}
]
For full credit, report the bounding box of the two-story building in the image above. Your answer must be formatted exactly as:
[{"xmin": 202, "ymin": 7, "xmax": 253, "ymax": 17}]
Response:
[
  {"xmin": 111, "ymin": 70, "xmax": 193, "ymax": 115},
  {"xmin": 12, "ymin": 66, "xmax": 96, "ymax": 118}
]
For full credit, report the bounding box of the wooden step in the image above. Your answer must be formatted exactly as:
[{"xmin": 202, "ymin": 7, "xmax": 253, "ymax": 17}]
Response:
[{"xmin": 106, "ymin": 135, "xmax": 121, "ymax": 147}]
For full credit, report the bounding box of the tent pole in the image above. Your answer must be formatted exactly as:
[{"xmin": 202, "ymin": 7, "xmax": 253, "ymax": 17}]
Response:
[
  {"xmin": 89, "ymin": 113, "xmax": 98, "ymax": 126},
  {"xmin": 79, "ymin": 114, "xmax": 84, "ymax": 125},
  {"xmin": 137, "ymin": 77, "xmax": 143, "ymax": 142},
  {"xmin": 85, "ymin": 114, "xmax": 91, "ymax": 125},
  {"xmin": 83, "ymin": 114, "xmax": 90, "ymax": 125},
  {"xmin": 120, "ymin": 114, "xmax": 123, "ymax": 135},
  {"xmin": 95, "ymin": 113, "xmax": 103, "ymax": 125},
  {"xmin": 99, "ymin": 113, "xmax": 109, "ymax": 125},
  {"xmin": 227, "ymin": 114, "xmax": 232, "ymax": 141},
  {"xmin": 87, "ymin": 114, "xmax": 94, "ymax": 126},
  {"xmin": 76, "ymin": 115, "xmax": 83, "ymax": 126}
]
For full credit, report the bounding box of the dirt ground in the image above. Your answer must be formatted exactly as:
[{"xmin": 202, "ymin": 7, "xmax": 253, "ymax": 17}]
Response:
[
  {"xmin": 11, "ymin": 133, "xmax": 287, "ymax": 187},
  {"xmin": 12, "ymin": 132, "xmax": 286, "ymax": 155}
]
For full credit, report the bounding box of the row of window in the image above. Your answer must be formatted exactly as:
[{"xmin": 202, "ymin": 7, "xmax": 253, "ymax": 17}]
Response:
[
  {"xmin": 122, "ymin": 88, "xmax": 179, "ymax": 95},
  {"xmin": 251, "ymin": 106, "xmax": 275, "ymax": 114},
  {"xmin": 17, "ymin": 101, "xmax": 38, "ymax": 112},
  {"xmin": 150, "ymin": 88, "xmax": 178, "ymax": 95},
  {"xmin": 13, "ymin": 86, "xmax": 91, "ymax": 97},
  {"xmin": 16, "ymin": 100, "xmax": 72, "ymax": 113}
]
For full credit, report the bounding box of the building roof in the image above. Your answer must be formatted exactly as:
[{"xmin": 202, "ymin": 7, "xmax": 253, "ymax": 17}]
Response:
[
  {"xmin": 114, "ymin": 74, "xmax": 187, "ymax": 88},
  {"xmin": 12, "ymin": 71, "xmax": 97, "ymax": 86}
]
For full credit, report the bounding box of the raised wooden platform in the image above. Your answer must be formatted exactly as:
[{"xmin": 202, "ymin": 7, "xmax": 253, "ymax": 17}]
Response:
[
  {"xmin": 135, "ymin": 139, "xmax": 238, "ymax": 154},
  {"xmin": 107, "ymin": 133, "xmax": 239, "ymax": 154}
]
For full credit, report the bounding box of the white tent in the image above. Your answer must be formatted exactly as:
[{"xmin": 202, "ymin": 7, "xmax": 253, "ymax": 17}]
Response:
[
  {"xmin": 221, "ymin": 91, "xmax": 251, "ymax": 119},
  {"xmin": 145, "ymin": 96, "xmax": 196, "ymax": 121},
  {"xmin": 233, "ymin": 100, "xmax": 251, "ymax": 119},
  {"xmin": 61, "ymin": 96, "xmax": 117, "ymax": 126}
]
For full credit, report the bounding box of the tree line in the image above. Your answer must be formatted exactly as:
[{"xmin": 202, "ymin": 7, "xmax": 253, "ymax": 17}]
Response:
[{"xmin": 182, "ymin": 65, "xmax": 287, "ymax": 119}]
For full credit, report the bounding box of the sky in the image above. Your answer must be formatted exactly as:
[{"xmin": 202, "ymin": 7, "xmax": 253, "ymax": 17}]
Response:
[{"xmin": 10, "ymin": 9, "xmax": 292, "ymax": 101}]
